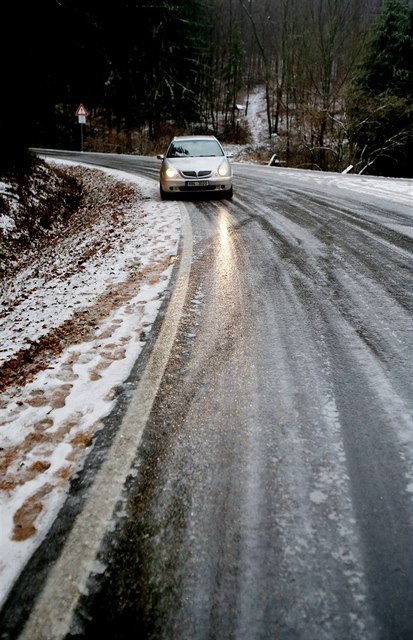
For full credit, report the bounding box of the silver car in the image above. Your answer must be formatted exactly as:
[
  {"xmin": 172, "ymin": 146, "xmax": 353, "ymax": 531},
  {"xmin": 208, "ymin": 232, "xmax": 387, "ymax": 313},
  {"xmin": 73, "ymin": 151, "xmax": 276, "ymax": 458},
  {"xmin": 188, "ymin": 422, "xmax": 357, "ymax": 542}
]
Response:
[{"xmin": 157, "ymin": 135, "xmax": 233, "ymax": 200}]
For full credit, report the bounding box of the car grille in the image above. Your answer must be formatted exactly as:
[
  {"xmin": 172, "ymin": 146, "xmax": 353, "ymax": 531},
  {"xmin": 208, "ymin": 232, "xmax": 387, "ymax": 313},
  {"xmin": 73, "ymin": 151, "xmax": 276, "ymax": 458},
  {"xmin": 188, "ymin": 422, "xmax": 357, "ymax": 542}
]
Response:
[{"xmin": 181, "ymin": 170, "xmax": 212, "ymax": 178}]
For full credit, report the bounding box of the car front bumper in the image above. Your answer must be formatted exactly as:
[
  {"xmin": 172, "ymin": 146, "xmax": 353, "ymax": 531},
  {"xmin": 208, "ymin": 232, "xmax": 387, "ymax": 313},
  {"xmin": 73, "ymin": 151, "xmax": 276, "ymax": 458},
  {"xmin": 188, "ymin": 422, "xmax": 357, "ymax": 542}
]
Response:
[{"xmin": 160, "ymin": 175, "xmax": 233, "ymax": 194}]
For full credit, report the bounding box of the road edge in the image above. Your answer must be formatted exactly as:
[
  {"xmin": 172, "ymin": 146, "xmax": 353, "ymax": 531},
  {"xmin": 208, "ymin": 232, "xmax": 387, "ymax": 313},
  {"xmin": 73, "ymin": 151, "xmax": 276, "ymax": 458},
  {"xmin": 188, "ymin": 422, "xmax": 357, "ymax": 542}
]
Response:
[{"xmin": 17, "ymin": 202, "xmax": 192, "ymax": 640}]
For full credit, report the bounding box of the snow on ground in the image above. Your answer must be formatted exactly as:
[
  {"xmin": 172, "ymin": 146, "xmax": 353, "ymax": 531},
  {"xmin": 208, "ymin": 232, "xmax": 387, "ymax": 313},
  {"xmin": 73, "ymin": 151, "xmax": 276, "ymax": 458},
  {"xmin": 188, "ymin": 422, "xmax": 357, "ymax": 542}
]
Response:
[
  {"xmin": 0, "ymin": 162, "xmax": 181, "ymax": 608},
  {"xmin": 277, "ymin": 168, "xmax": 413, "ymax": 209},
  {"xmin": 245, "ymin": 86, "xmax": 269, "ymax": 146}
]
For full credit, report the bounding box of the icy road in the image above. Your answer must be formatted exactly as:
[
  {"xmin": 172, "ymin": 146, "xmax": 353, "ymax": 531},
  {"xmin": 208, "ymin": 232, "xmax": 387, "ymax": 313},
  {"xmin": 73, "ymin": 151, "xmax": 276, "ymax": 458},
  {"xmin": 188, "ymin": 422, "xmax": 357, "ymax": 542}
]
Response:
[{"xmin": 16, "ymin": 153, "xmax": 413, "ymax": 639}]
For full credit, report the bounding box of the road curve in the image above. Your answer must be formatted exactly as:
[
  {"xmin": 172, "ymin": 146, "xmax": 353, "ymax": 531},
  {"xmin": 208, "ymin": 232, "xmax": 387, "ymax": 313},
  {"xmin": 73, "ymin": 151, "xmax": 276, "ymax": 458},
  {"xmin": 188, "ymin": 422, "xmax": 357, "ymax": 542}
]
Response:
[{"xmin": 19, "ymin": 152, "xmax": 413, "ymax": 639}]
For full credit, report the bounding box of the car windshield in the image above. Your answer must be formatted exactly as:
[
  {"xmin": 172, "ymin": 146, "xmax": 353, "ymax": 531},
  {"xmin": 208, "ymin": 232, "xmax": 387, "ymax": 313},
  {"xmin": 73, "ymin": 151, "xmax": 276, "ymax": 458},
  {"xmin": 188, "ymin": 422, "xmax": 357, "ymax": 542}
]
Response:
[{"xmin": 167, "ymin": 139, "xmax": 224, "ymax": 158}]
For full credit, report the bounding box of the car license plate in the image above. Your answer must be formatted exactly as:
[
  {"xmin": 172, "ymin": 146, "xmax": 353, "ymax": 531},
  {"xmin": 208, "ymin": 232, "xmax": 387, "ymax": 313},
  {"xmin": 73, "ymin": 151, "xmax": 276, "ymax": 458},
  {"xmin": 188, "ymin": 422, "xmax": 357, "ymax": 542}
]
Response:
[{"xmin": 185, "ymin": 180, "xmax": 209, "ymax": 187}]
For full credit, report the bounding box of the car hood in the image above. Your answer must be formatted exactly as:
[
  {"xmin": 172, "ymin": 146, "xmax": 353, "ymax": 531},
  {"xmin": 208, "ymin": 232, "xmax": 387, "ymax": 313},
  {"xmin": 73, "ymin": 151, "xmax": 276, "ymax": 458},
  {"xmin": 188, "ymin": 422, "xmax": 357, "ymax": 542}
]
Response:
[{"xmin": 165, "ymin": 156, "xmax": 227, "ymax": 172}]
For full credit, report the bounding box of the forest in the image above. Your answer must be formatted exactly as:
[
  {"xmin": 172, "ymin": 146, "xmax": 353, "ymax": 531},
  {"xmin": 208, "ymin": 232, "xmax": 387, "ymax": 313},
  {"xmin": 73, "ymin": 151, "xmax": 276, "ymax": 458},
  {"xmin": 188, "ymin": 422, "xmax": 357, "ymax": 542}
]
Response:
[{"xmin": 2, "ymin": 0, "xmax": 413, "ymax": 177}]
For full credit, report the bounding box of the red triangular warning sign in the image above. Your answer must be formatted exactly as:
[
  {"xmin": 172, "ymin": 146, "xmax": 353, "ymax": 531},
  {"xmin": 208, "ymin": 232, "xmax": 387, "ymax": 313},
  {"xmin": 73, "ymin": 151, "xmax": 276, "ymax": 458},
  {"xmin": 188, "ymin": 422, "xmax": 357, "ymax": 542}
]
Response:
[{"xmin": 75, "ymin": 103, "xmax": 89, "ymax": 117}]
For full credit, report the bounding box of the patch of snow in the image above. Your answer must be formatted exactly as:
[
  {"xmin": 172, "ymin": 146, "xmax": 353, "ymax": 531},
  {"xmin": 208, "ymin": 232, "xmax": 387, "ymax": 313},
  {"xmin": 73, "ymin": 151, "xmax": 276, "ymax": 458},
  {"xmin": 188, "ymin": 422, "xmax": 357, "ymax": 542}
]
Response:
[
  {"xmin": 0, "ymin": 214, "xmax": 15, "ymax": 232},
  {"xmin": 0, "ymin": 162, "xmax": 181, "ymax": 608}
]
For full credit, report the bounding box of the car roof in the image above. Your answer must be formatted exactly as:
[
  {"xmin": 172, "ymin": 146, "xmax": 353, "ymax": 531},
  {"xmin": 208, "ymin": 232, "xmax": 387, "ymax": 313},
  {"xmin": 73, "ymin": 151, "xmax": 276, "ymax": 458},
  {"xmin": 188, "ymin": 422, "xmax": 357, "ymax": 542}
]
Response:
[{"xmin": 172, "ymin": 135, "xmax": 218, "ymax": 141}]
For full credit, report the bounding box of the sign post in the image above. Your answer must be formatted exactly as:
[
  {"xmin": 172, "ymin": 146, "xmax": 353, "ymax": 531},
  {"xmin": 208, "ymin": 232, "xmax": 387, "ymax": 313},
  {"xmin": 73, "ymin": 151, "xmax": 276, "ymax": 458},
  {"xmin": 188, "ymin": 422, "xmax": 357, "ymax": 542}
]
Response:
[{"xmin": 75, "ymin": 103, "xmax": 89, "ymax": 151}]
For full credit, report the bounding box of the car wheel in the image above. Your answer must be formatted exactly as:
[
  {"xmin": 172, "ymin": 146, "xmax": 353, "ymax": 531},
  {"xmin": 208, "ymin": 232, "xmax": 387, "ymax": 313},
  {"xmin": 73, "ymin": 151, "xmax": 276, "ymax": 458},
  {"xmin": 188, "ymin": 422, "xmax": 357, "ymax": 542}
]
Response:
[
  {"xmin": 160, "ymin": 186, "xmax": 171, "ymax": 200},
  {"xmin": 222, "ymin": 186, "xmax": 233, "ymax": 200}
]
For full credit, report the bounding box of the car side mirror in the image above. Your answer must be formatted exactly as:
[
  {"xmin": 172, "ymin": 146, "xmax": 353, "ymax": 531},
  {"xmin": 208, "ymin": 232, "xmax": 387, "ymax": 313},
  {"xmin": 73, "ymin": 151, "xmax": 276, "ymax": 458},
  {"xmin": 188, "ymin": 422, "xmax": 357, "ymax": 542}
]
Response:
[
  {"xmin": 157, "ymin": 154, "xmax": 165, "ymax": 160},
  {"xmin": 226, "ymin": 152, "xmax": 234, "ymax": 159}
]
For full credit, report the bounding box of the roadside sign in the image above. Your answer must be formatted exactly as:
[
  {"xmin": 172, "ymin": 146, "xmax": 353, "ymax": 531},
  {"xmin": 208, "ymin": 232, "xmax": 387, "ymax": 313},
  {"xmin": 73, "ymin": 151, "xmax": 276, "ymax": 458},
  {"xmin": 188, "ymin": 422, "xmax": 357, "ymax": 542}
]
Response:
[
  {"xmin": 75, "ymin": 103, "xmax": 89, "ymax": 152},
  {"xmin": 75, "ymin": 103, "xmax": 89, "ymax": 117}
]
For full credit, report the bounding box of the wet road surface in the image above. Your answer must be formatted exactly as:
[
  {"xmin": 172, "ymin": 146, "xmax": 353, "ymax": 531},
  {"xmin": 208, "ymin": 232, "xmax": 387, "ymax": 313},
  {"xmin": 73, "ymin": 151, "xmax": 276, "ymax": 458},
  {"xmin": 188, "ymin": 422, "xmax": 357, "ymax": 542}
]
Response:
[{"xmin": 13, "ymin": 153, "xmax": 413, "ymax": 639}]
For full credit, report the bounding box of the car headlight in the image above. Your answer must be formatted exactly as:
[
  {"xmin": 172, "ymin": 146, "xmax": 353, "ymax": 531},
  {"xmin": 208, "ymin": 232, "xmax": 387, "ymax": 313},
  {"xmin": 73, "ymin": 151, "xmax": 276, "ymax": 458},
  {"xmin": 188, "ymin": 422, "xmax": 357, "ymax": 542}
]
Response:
[
  {"xmin": 165, "ymin": 167, "xmax": 179, "ymax": 179},
  {"xmin": 217, "ymin": 161, "xmax": 230, "ymax": 177}
]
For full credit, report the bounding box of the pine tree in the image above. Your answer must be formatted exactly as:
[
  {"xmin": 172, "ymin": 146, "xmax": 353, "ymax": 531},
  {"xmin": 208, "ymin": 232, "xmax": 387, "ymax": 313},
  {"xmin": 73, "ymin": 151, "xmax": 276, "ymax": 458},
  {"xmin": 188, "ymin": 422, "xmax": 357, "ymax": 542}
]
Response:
[{"xmin": 346, "ymin": 0, "xmax": 413, "ymax": 177}]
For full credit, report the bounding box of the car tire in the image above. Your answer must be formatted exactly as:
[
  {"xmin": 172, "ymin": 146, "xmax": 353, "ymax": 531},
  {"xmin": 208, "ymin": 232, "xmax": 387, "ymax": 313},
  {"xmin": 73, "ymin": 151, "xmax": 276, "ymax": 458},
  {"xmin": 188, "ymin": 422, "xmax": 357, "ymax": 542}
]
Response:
[
  {"xmin": 160, "ymin": 186, "xmax": 171, "ymax": 200},
  {"xmin": 222, "ymin": 186, "xmax": 233, "ymax": 200}
]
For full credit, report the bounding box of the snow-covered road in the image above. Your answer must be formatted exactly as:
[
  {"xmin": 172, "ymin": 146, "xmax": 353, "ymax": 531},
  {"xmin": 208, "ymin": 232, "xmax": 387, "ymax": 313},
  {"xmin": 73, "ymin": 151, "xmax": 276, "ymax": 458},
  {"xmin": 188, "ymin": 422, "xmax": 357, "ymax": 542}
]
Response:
[{"xmin": 1, "ymin": 153, "xmax": 412, "ymax": 640}]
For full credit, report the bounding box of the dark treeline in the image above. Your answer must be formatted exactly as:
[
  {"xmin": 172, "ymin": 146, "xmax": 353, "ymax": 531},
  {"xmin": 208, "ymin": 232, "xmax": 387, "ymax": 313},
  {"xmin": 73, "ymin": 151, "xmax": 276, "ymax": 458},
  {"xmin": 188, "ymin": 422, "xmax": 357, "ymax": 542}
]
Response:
[{"xmin": 2, "ymin": 0, "xmax": 412, "ymax": 176}]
